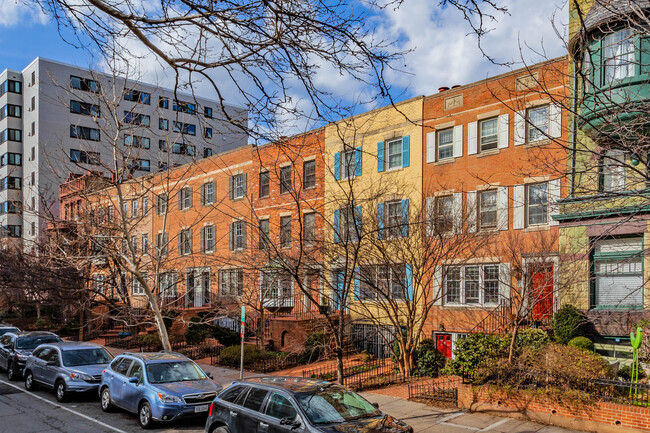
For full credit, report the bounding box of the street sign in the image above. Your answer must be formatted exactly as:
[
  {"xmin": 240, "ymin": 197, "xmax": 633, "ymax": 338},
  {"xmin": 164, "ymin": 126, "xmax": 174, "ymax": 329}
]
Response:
[{"xmin": 240, "ymin": 306, "xmax": 245, "ymax": 338}]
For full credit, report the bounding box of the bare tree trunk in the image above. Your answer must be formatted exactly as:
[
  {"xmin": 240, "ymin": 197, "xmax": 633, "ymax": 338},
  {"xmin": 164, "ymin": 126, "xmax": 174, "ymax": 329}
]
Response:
[
  {"xmin": 336, "ymin": 308, "xmax": 345, "ymax": 384},
  {"xmin": 78, "ymin": 306, "xmax": 85, "ymax": 341},
  {"xmin": 143, "ymin": 288, "xmax": 171, "ymax": 350},
  {"xmin": 508, "ymin": 321, "xmax": 520, "ymax": 363}
]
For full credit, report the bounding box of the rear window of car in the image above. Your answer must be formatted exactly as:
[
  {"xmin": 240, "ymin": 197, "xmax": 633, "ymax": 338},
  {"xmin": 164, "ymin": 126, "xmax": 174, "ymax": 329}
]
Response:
[
  {"xmin": 16, "ymin": 335, "xmax": 61, "ymax": 350},
  {"xmin": 220, "ymin": 385, "xmax": 246, "ymax": 404},
  {"xmin": 243, "ymin": 388, "xmax": 269, "ymax": 412}
]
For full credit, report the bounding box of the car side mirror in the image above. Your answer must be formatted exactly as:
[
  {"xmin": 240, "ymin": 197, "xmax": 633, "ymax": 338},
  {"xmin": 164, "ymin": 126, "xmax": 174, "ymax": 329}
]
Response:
[
  {"xmin": 205, "ymin": 372, "xmax": 213, "ymax": 379},
  {"xmin": 371, "ymin": 402, "xmax": 380, "ymax": 410},
  {"xmin": 280, "ymin": 418, "xmax": 301, "ymax": 429},
  {"xmin": 46, "ymin": 360, "xmax": 59, "ymax": 366},
  {"xmin": 129, "ymin": 376, "xmax": 139, "ymax": 384}
]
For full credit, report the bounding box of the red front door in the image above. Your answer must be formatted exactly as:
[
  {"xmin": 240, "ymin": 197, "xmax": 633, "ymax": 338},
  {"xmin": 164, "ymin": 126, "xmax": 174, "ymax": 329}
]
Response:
[
  {"xmin": 436, "ymin": 334, "xmax": 452, "ymax": 358},
  {"xmin": 531, "ymin": 265, "xmax": 554, "ymax": 322}
]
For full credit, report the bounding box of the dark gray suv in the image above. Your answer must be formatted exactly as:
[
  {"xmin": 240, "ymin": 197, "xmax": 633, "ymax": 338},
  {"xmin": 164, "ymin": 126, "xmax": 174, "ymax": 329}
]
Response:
[
  {"xmin": 0, "ymin": 331, "xmax": 61, "ymax": 380},
  {"xmin": 205, "ymin": 377, "xmax": 412, "ymax": 433}
]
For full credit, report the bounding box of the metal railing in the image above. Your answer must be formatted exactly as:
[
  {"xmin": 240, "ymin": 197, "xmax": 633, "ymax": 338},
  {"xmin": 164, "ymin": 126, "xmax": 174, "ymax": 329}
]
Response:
[
  {"xmin": 408, "ymin": 377, "xmax": 461, "ymax": 405},
  {"xmin": 302, "ymin": 358, "xmax": 408, "ymax": 391},
  {"xmin": 593, "ymin": 378, "xmax": 650, "ymax": 407}
]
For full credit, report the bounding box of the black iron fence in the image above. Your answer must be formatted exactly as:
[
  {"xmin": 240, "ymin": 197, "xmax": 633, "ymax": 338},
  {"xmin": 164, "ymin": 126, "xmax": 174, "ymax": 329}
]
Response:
[
  {"xmin": 209, "ymin": 348, "xmax": 307, "ymax": 374},
  {"xmin": 302, "ymin": 358, "xmax": 409, "ymax": 391},
  {"xmin": 408, "ymin": 377, "xmax": 461, "ymax": 406},
  {"xmin": 593, "ymin": 378, "xmax": 650, "ymax": 407}
]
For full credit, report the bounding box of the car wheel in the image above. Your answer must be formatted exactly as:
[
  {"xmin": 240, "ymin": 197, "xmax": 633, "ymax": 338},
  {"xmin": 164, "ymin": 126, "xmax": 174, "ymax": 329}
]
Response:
[
  {"xmin": 100, "ymin": 387, "xmax": 114, "ymax": 412},
  {"xmin": 212, "ymin": 427, "xmax": 231, "ymax": 433},
  {"xmin": 138, "ymin": 401, "xmax": 154, "ymax": 429},
  {"xmin": 7, "ymin": 362, "xmax": 17, "ymax": 381},
  {"xmin": 24, "ymin": 371, "xmax": 37, "ymax": 391},
  {"xmin": 55, "ymin": 380, "xmax": 67, "ymax": 402}
]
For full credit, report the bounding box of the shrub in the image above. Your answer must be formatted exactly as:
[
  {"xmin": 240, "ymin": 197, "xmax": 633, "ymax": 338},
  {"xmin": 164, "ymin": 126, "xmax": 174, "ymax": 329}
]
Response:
[
  {"xmin": 414, "ymin": 339, "xmax": 446, "ymax": 377},
  {"xmin": 568, "ymin": 336, "xmax": 594, "ymax": 352},
  {"xmin": 617, "ymin": 364, "xmax": 646, "ymax": 381},
  {"xmin": 516, "ymin": 328, "xmax": 550, "ymax": 350},
  {"xmin": 443, "ymin": 333, "xmax": 509, "ymax": 380},
  {"xmin": 137, "ymin": 333, "xmax": 162, "ymax": 349},
  {"xmin": 185, "ymin": 317, "xmax": 211, "ymax": 345},
  {"xmin": 219, "ymin": 345, "xmax": 268, "ymax": 367},
  {"xmin": 304, "ymin": 331, "xmax": 327, "ymax": 361},
  {"xmin": 552, "ymin": 305, "xmax": 585, "ymax": 345},
  {"xmin": 212, "ymin": 325, "xmax": 240, "ymax": 347}
]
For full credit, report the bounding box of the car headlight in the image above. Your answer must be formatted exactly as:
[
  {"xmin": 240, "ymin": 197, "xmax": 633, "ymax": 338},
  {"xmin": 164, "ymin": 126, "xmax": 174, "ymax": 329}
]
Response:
[
  {"xmin": 16, "ymin": 354, "xmax": 28, "ymax": 361},
  {"xmin": 70, "ymin": 373, "xmax": 94, "ymax": 381},
  {"xmin": 158, "ymin": 393, "xmax": 182, "ymax": 403}
]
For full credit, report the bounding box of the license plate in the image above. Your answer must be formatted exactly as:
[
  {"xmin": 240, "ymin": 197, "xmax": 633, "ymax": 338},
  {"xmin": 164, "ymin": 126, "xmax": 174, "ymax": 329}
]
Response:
[{"xmin": 194, "ymin": 404, "xmax": 209, "ymax": 413}]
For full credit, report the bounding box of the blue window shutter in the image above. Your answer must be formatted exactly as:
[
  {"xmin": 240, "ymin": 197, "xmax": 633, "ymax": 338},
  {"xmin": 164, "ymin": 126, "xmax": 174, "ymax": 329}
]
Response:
[
  {"xmin": 402, "ymin": 136, "xmax": 410, "ymax": 168},
  {"xmin": 333, "ymin": 209, "xmax": 340, "ymax": 243},
  {"xmin": 354, "ymin": 205, "xmax": 362, "ymax": 241},
  {"xmin": 377, "ymin": 141, "xmax": 385, "ymax": 172},
  {"xmin": 334, "ymin": 152, "xmax": 341, "ymax": 181},
  {"xmin": 354, "ymin": 267, "xmax": 361, "ymax": 301},
  {"xmin": 355, "ymin": 147, "xmax": 362, "ymax": 177},
  {"xmin": 405, "ymin": 264, "xmax": 413, "ymax": 301},
  {"xmin": 377, "ymin": 202, "xmax": 384, "ymax": 239},
  {"xmin": 401, "ymin": 198, "xmax": 409, "ymax": 237}
]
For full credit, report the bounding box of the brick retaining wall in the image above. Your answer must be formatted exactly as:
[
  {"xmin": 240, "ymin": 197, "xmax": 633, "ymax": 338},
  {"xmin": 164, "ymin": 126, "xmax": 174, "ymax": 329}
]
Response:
[{"xmin": 458, "ymin": 383, "xmax": 650, "ymax": 433}]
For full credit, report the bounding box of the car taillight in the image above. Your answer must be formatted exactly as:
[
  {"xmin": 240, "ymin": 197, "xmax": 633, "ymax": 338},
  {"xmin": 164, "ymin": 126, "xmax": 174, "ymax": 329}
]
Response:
[
  {"xmin": 102, "ymin": 370, "xmax": 106, "ymax": 374},
  {"xmin": 208, "ymin": 402, "xmax": 213, "ymax": 416}
]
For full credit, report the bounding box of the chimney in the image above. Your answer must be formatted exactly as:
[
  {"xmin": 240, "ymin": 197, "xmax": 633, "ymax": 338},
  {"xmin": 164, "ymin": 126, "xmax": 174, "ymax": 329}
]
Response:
[{"xmin": 438, "ymin": 86, "xmax": 450, "ymax": 92}]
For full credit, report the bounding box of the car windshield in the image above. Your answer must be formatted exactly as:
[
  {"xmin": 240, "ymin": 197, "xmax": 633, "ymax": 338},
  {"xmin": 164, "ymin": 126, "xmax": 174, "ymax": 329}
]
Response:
[
  {"xmin": 16, "ymin": 335, "xmax": 61, "ymax": 350},
  {"xmin": 146, "ymin": 361, "xmax": 207, "ymax": 384},
  {"xmin": 63, "ymin": 348, "xmax": 113, "ymax": 367},
  {"xmin": 295, "ymin": 387, "xmax": 380, "ymax": 424}
]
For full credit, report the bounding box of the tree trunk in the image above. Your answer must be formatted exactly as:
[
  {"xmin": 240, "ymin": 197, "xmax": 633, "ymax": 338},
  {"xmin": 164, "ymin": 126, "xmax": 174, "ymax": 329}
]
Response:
[
  {"xmin": 508, "ymin": 321, "xmax": 520, "ymax": 363},
  {"xmin": 143, "ymin": 288, "xmax": 171, "ymax": 351},
  {"xmin": 336, "ymin": 308, "xmax": 345, "ymax": 384},
  {"xmin": 78, "ymin": 306, "xmax": 85, "ymax": 341},
  {"xmin": 259, "ymin": 307, "xmax": 265, "ymax": 352}
]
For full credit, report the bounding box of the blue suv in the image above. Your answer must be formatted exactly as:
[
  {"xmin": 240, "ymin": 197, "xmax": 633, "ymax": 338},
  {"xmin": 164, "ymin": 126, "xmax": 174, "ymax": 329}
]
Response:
[{"xmin": 99, "ymin": 352, "xmax": 221, "ymax": 429}]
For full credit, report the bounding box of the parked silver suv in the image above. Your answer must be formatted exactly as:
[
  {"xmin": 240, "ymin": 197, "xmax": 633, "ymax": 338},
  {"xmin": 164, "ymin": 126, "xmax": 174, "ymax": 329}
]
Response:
[{"xmin": 24, "ymin": 341, "xmax": 113, "ymax": 402}]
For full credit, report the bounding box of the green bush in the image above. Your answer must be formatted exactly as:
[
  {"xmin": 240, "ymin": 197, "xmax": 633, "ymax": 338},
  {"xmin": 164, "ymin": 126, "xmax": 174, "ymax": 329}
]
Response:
[
  {"xmin": 185, "ymin": 317, "xmax": 211, "ymax": 345},
  {"xmin": 516, "ymin": 328, "xmax": 550, "ymax": 350},
  {"xmin": 304, "ymin": 331, "xmax": 327, "ymax": 361},
  {"xmin": 414, "ymin": 339, "xmax": 446, "ymax": 377},
  {"xmin": 552, "ymin": 305, "xmax": 585, "ymax": 345},
  {"xmin": 568, "ymin": 336, "xmax": 594, "ymax": 352},
  {"xmin": 219, "ymin": 345, "xmax": 268, "ymax": 367},
  {"xmin": 443, "ymin": 333, "xmax": 509, "ymax": 380},
  {"xmin": 212, "ymin": 325, "xmax": 240, "ymax": 347},
  {"xmin": 617, "ymin": 364, "xmax": 646, "ymax": 381},
  {"xmin": 137, "ymin": 333, "xmax": 162, "ymax": 349}
]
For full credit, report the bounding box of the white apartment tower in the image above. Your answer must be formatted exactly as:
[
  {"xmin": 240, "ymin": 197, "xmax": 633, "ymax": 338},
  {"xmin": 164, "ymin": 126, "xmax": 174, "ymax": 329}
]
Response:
[{"xmin": 0, "ymin": 58, "xmax": 248, "ymax": 250}]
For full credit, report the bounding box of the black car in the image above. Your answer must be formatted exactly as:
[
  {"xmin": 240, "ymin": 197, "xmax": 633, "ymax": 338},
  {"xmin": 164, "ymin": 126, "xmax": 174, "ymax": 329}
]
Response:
[
  {"xmin": 0, "ymin": 324, "xmax": 19, "ymax": 337},
  {"xmin": 205, "ymin": 377, "xmax": 412, "ymax": 433},
  {"xmin": 0, "ymin": 331, "xmax": 61, "ymax": 380}
]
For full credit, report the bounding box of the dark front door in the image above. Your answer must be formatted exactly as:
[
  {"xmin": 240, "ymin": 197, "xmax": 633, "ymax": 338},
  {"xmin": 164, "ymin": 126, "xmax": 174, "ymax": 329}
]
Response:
[{"xmin": 436, "ymin": 334, "xmax": 452, "ymax": 359}]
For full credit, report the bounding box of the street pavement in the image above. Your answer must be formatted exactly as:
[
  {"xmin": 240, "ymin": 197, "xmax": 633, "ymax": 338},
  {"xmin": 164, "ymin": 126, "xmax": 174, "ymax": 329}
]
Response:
[{"xmin": 0, "ymin": 360, "xmax": 587, "ymax": 433}]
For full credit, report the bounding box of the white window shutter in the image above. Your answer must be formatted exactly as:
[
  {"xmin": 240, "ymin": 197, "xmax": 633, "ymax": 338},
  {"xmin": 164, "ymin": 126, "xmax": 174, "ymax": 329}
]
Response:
[
  {"xmin": 426, "ymin": 196, "xmax": 435, "ymax": 236},
  {"xmin": 514, "ymin": 110, "xmax": 526, "ymax": 146},
  {"xmin": 549, "ymin": 103, "xmax": 562, "ymax": 139},
  {"xmin": 453, "ymin": 125, "xmax": 463, "ymax": 158},
  {"xmin": 468, "ymin": 122, "xmax": 477, "ymax": 155},
  {"xmin": 513, "ymin": 184, "xmax": 525, "ymax": 230},
  {"xmin": 426, "ymin": 131, "xmax": 436, "ymax": 163},
  {"xmin": 549, "ymin": 179, "xmax": 561, "ymax": 226},
  {"xmin": 498, "ymin": 263, "xmax": 511, "ymax": 304},
  {"xmin": 497, "ymin": 186, "xmax": 509, "ymax": 231},
  {"xmin": 498, "ymin": 114, "xmax": 509, "ymax": 149},
  {"xmin": 452, "ymin": 192, "xmax": 463, "ymax": 234},
  {"xmin": 467, "ymin": 191, "xmax": 477, "ymax": 233},
  {"xmin": 432, "ymin": 267, "xmax": 443, "ymax": 306}
]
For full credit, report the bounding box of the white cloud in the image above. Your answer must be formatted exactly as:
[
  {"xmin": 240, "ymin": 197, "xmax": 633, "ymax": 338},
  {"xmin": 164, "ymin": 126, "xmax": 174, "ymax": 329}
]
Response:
[{"xmin": 0, "ymin": 1, "xmax": 48, "ymax": 27}]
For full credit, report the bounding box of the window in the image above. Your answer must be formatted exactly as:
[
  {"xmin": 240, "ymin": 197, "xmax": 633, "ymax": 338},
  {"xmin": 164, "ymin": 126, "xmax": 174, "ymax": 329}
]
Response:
[
  {"xmin": 70, "ymin": 125, "xmax": 100, "ymax": 141},
  {"xmin": 230, "ymin": 174, "xmax": 246, "ymax": 199},
  {"xmin": 1, "ymin": 177, "xmax": 22, "ymax": 190},
  {"xmin": 281, "ymin": 216, "xmax": 292, "ymax": 248},
  {"xmin": 435, "ymin": 195, "xmax": 454, "ymax": 233},
  {"xmin": 444, "ymin": 264, "xmax": 500, "ymax": 305},
  {"xmin": 259, "ymin": 171, "xmax": 270, "ymax": 197},
  {"xmin": 230, "ymin": 220, "xmax": 246, "ymax": 250},
  {"xmin": 437, "ymin": 128, "xmax": 454, "ymax": 160},
  {"xmin": 124, "ymin": 89, "xmax": 150, "ymax": 104},
  {"xmin": 31, "ymin": 71, "xmax": 35, "ymax": 86},
  {"xmin": 261, "ymin": 272, "xmax": 293, "ymax": 307},
  {"xmin": 132, "ymin": 275, "xmax": 145, "ymax": 295},
  {"xmin": 172, "ymin": 121, "xmax": 196, "ymax": 135},
  {"xmin": 30, "ymin": 96, "xmax": 35, "ymax": 110},
  {"xmin": 158, "ymin": 97, "xmax": 169, "ymax": 109},
  {"xmin": 304, "ymin": 213, "xmax": 316, "ymax": 245},
  {"xmin": 171, "ymin": 142, "xmax": 196, "ymax": 156},
  {"xmin": 386, "ymin": 138, "xmax": 403, "ymax": 170},
  {"xmin": 201, "ymin": 225, "xmax": 216, "ymax": 253},
  {"xmin": 526, "ymin": 105, "xmax": 549, "ymax": 143},
  {"xmin": 30, "ymin": 122, "xmax": 35, "ymax": 136},
  {"xmin": 128, "ymin": 159, "xmax": 150, "ymax": 172},
  {"xmin": 259, "ymin": 219, "xmax": 269, "ymax": 250},
  {"xmin": 1, "ymin": 104, "xmax": 21, "ymax": 120},
  {"xmin": 30, "ymin": 147, "xmax": 34, "ymax": 160},
  {"xmin": 601, "ymin": 149, "xmax": 626, "ymax": 192},
  {"xmin": 123, "ymin": 111, "xmax": 151, "ymax": 126},
  {"xmin": 265, "ymin": 393, "xmax": 298, "ymax": 420},
  {"xmin": 204, "ymin": 148, "xmax": 213, "ymax": 158},
  {"xmin": 179, "ymin": 187, "xmax": 192, "ymax": 210},
  {"xmin": 386, "ymin": 200, "xmax": 403, "ymax": 238},
  {"xmin": 479, "ymin": 118, "xmax": 498, "ymax": 151},
  {"xmin": 204, "ymin": 127, "xmax": 213, "ymax": 139},
  {"xmin": 158, "ymin": 161, "xmax": 168, "ymax": 171},
  {"xmin": 142, "ymin": 197, "xmax": 149, "ymax": 216},
  {"xmin": 159, "ymin": 272, "xmax": 177, "ymax": 298},
  {"xmin": 204, "ymin": 106, "xmax": 213, "ymax": 118},
  {"xmin": 142, "ymin": 234, "xmax": 149, "ymax": 255},
  {"xmin": 156, "ymin": 232, "xmax": 169, "ymax": 256},
  {"xmin": 303, "ymin": 160, "xmax": 316, "ymax": 189},
  {"xmin": 1, "ymin": 225, "xmax": 22, "ymax": 238},
  {"xmin": 131, "ymin": 235, "xmax": 138, "ymax": 253},
  {"xmin": 159, "ymin": 118, "xmax": 169, "ymax": 130},
  {"xmin": 339, "ymin": 205, "xmax": 361, "ymax": 242},
  {"xmin": 0, "ymin": 201, "xmax": 21, "ymax": 215},
  {"xmin": 527, "ymin": 182, "xmax": 548, "ymax": 226},
  {"xmin": 122, "ymin": 201, "xmax": 128, "ymax": 216},
  {"xmin": 0, "ymin": 80, "xmax": 21, "ymax": 95},
  {"xmin": 131, "ymin": 199, "xmax": 138, "ymax": 218},
  {"xmin": 342, "ymin": 150, "xmax": 357, "ymax": 179},
  {"xmin": 219, "ymin": 269, "xmax": 243, "ymax": 297},
  {"xmin": 201, "ymin": 181, "xmax": 216, "ymax": 205},
  {"xmin": 479, "ymin": 190, "xmax": 497, "ymax": 230},
  {"xmin": 592, "ymin": 237, "xmax": 643, "ymax": 308},
  {"xmin": 70, "ymin": 100, "xmax": 100, "ymax": 117},
  {"xmin": 280, "ymin": 166, "xmax": 292, "ymax": 193},
  {"xmin": 92, "ymin": 274, "xmax": 105, "ymax": 294},
  {"xmin": 69, "ymin": 76, "xmax": 99, "ymax": 93},
  {"xmin": 0, "ymin": 129, "xmax": 22, "ymax": 143},
  {"xmin": 69, "ymin": 149, "xmax": 99, "ymax": 165},
  {"xmin": 359, "ymin": 265, "xmax": 406, "ymax": 300},
  {"xmin": 159, "ymin": 140, "xmax": 167, "ymax": 152},
  {"xmin": 179, "ymin": 229, "xmax": 192, "ymax": 255},
  {"xmin": 156, "ymin": 194, "xmax": 168, "ymax": 215},
  {"xmin": 172, "ymin": 100, "xmax": 196, "ymax": 114},
  {"xmin": 123, "ymin": 135, "xmax": 150, "ymax": 149},
  {"xmin": 603, "ymin": 29, "xmax": 635, "ymax": 84},
  {"xmin": 0, "ymin": 153, "xmax": 21, "ymax": 167}
]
